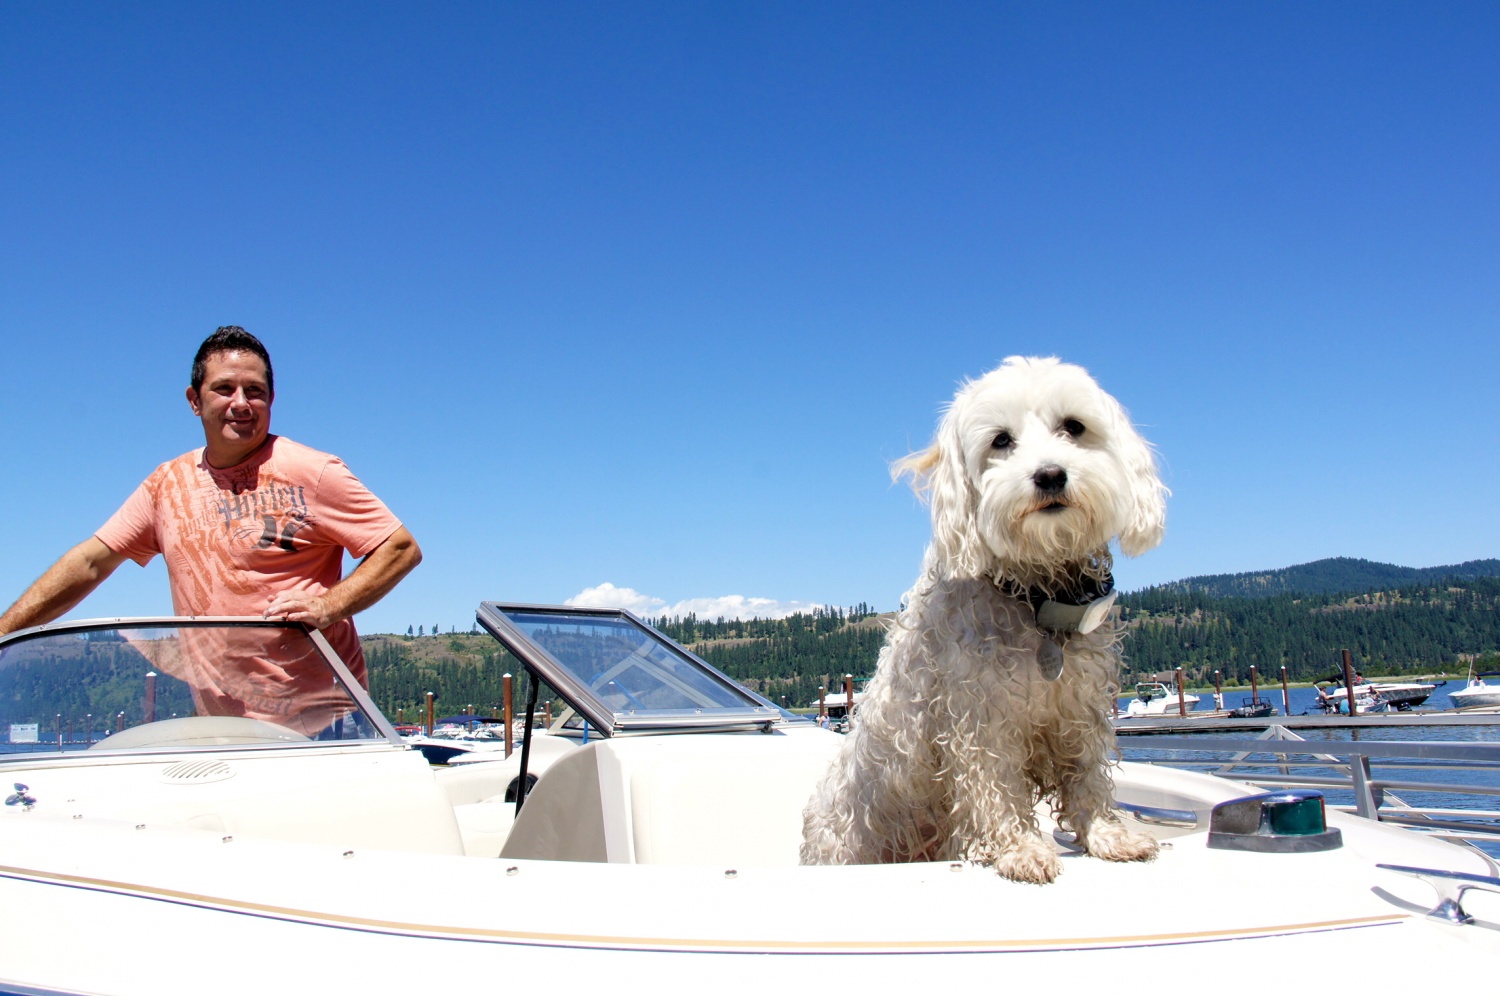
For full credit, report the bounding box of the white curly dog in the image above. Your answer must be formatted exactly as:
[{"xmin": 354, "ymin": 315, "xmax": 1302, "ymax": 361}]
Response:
[{"xmin": 802, "ymin": 356, "xmax": 1167, "ymax": 884}]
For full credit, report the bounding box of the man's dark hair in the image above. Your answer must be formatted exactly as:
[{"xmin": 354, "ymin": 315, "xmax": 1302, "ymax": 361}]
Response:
[{"xmin": 191, "ymin": 326, "xmax": 274, "ymax": 397}]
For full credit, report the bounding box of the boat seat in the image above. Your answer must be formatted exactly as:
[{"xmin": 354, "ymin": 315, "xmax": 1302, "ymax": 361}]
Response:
[
  {"xmin": 452, "ymin": 800, "xmax": 518, "ymax": 858},
  {"xmin": 499, "ymin": 731, "xmax": 842, "ymax": 866}
]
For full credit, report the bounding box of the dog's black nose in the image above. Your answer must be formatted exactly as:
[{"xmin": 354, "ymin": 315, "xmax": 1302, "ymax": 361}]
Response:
[{"xmin": 1033, "ymin": 465, "xmax": 1068, "ymax": 494}]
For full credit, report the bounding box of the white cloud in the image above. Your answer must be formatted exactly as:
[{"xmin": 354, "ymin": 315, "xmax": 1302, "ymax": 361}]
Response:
[
  {"xmin": 564, "ymin": 583, "xmax": 666, "ymax": 617},
  {"xmin": 565, "ymin": 582, "xmax": 823, "ymax": 621}
]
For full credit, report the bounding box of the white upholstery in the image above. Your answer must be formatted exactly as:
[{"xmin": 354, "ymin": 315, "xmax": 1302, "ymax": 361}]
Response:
[{"xmin": 501, "ymin": 729, "xmax": 842, "ymax": 866}]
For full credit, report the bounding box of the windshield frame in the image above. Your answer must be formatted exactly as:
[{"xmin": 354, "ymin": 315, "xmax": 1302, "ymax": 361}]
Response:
[{"xmin": 477, "ymin": 602, "xmax": 781, "ymax": 736}]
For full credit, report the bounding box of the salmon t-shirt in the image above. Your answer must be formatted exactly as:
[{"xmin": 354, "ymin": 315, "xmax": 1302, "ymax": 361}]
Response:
[{"xmin": 95, "ymin": 436, "xmax": 400, "ymax": 722}]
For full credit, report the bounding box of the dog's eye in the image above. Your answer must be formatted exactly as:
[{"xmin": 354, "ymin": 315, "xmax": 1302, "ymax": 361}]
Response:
[
  {"xmin": 991, "ymin": 431, "xmax": 1013, "ymax": 450},
  {"xmin": 1061, "ymin": 418, "xmax": 1086, "ymax": 439}
]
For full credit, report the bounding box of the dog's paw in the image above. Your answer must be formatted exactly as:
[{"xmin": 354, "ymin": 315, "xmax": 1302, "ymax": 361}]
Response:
[
  {"xmin": 987, "ymin": 837, "xmax": 1064, "ymax": 885},
  {"xmin": 1081, "ymin": 820, "xmax": 1160, "ymax": 863}
]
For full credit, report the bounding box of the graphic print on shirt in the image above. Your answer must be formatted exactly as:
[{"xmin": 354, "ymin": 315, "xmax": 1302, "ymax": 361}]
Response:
[
  {"xmin": 212, "ymin": 481, "xmax": 311, "ymax": 553},
  {"xmin": 148, "ymin": 448, "xmax": 335, "ymax": 614}
]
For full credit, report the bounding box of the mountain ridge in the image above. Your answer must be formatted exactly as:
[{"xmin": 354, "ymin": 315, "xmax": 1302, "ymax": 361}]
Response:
[
  {"xmin": 353, "ymin": 555, "xmax": 1500, "ymax": 716},
  {"xmin": 1141, "ymin": 556, "xmax": 1500, "ymax": 600}
]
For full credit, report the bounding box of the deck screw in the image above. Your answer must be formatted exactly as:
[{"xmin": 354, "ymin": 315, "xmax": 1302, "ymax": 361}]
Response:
[
  {"xmin": 950, "ymin": 862, "xmax": 964, "ymax": 872},
  {"xmin": 343, "ymin": 850, "xmax": 355, "ymax": 858},
  {"xmin": 221, "ymin": 835, "xmax": 234, "ymax": 843},
  {"xmin": 506, "ymin": 866, "xmax": 520, "ymax": 876},
  {"xmin": 724, "ymin": 869, "xmax": 738, "ymax": 879}
]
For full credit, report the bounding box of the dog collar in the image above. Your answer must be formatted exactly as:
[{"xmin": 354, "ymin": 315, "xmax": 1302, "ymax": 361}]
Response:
[
  {"xmin": 1000, "ymin": 574, "xmax": 1117, "ymax": 681},
  {"xmin": 1002, "ymin": 573, "xmax": 1117, "ymax": 634}
]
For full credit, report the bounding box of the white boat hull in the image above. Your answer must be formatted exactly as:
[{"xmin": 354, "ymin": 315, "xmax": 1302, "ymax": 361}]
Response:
[
  {"xmin": 1449, "ymin": 683, "xmax": 1500, "ymax": 709},
  {"xmin": 3, "ymin": 737, "xmax": 1499, "ymax": 995},
  {"xmin": 1124, "ymin": 689, "xmax": 1201, "ymax": 716},
  {"xmin": 4, "ymin": 613, "xmax": 1498, "ymax": 994},
  {"xmin": 1321, "ymin": 682, "xmax": 1436, "ymax": 711}
]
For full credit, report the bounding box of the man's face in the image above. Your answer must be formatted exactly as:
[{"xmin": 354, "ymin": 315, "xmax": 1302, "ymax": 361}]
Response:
[{"xmin": 186, "ymin": 350, "xmax": 273, "ymax": 467}]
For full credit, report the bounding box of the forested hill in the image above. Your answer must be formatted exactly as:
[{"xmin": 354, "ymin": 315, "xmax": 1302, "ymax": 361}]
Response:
[
  {"xmin": 11, "ymin": 565, "xmax": 1494, "ymax": 729},
  {"xmin": 357, "ymin": 566, "xmax": 1500, "ymax": 718},
  {"xmin": 654, "ymin": 607, "xmax": 888, "ymax": 712},
  {"xmin": 358, "ymin": 606, "xmax": 889, "ymax": 721},
  {"xmin": 1117, "ymin": 576, "xmax": 1500, "ymax": 686},
  {"xmin": 660, "ymin": 577, "xmax": 1500, "ymax": 696},
  {"xmin": 1150, "ymin": 557, "xmax": 1500, "ymax": 599}
]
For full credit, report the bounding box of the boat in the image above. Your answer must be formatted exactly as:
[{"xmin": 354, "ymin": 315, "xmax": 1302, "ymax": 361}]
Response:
[
  {"xmin": 806, "ymin": 683, "xmax": 867, "ymax": 719},
  {"xmin": 403, "ymin": 730, "xmax": 510, "ymax": 765},
  {"xmin": 1123, "ymin": 673, "xmax": 1201, "ymax": 716},
  {"xmin": 1366, "ymin": 681, "xmax": 1437, "ymax": 710},
  {"xmin": 1317, "ymin": 679, "xmax": 1437, "ymax": 713},
  {"xmin": 1314, "ymin": 681, "xmax": 1378, "ymax": 713},
  {"xmin": 1226, "ymin": 695, "xmax": 1274, "ymax": 719},
  {"xmin": 1448, "ymin": 667, "xmax": 1500, "ymax": 710},
  {"xmin": 3, "ymin": 605, "xmax": 1499, "ymax": 994},
  {"xmin": 429, "ymin": 722, "xmax": 480, "ymax": 739}
]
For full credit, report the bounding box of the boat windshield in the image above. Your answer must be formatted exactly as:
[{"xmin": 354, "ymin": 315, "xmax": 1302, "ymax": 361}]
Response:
[
  {"xmin": 477, "ymin": 603, "xmax": 781, "ymax": 735},
  {"xmin": 0, "ymin": 619, "xmax": 394, "ymax": 757}
]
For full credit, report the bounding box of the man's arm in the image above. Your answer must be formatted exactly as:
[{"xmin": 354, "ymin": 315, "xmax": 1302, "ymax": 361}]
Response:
[
  {"xmin": 0, "ymin": 538, "xmax": 128, "ymax": 636},
  {"xmin": 263, "ymin": 526, "xmax": 422, "ymax": 630}
]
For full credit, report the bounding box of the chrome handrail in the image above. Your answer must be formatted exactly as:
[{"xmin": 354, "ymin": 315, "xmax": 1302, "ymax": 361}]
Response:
[{"xmin": 1119, "ymin": 727, "xmax": 1500, "ymax": 847}]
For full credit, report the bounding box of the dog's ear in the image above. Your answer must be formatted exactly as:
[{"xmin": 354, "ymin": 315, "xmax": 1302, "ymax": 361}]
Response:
[
  {"xmin": 1107, "ymin": 399, "xmax": 1168, "ymax": 557},
  {"xmin": 893, "ymin": 413, "xmax": 989, "ymax": 577}
]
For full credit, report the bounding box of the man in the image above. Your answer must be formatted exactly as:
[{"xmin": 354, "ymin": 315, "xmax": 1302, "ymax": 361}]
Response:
[{"xmin": 0, "ymin": 327, "xmax": 420, "ymax": 718}]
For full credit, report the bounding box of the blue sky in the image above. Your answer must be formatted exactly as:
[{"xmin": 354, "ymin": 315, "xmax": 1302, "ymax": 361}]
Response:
[{"xmin": 2, "ymin": 2, "xmax": 1496, "ymax": 634}]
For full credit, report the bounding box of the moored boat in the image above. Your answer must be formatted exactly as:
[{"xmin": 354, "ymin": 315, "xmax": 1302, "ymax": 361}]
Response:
[
  {"xmin": 1368, "ymin": 681, "xmax": 1437, "ymax": 709},
  {"xmin": 1448, "ymin": 668, "xmax": 1500, "ymax": 710},
  {"xmin": 1123, "ymin": 673, "xmax": 1201, "ymax": 716},
  {"xmin": 1317, "ymin": 680, "xmax": 1437, "ymax": 713},
  {"xmin": 1226, "ymin": 695, "xmax": 1274, "ymax": 718}
]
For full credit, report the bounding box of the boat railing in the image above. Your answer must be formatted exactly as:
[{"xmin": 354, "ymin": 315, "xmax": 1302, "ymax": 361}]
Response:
[{"xmin": 1120, "ymin": 726, "xmax": 1500, "ymax": 848}]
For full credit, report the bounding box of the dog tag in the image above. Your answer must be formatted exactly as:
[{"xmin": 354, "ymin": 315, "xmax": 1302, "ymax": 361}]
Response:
[{"xmin": 1037, "ymin": 637, "xmax": 1065, "ymax": 680}]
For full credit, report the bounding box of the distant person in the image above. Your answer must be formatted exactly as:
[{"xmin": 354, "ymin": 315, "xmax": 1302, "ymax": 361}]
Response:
[{"xmin": 0, "ymin": 327, "xmax": 421, "ymax": 720}]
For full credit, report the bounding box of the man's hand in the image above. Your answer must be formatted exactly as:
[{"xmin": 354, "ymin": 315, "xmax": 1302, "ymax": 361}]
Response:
[
  {"xmin": 262, "ymin": 527, "xmax": 421, "ymax": 631},
  {"xmin": 263, "ymin": 591, "xmax": 337, "ymax": 630}
]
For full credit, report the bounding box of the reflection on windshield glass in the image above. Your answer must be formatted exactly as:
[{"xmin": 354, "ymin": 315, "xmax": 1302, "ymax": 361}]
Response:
[
  {"xmin": 509, "ymin": 613, "xmax": 755, "ymax": 714},
  {"xmin": 0, "ymin": 623, "xmax": 381, "ymax": 753}
]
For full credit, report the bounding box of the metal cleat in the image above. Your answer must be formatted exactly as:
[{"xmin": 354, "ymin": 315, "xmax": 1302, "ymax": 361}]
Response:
[
  {"xmin": 5, "ymin": 783, "xmax": 37, "ymax": 810},
  {"xmin": 1377, "ymin": 863, "xmax": 1500, "ymax": 924}
]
